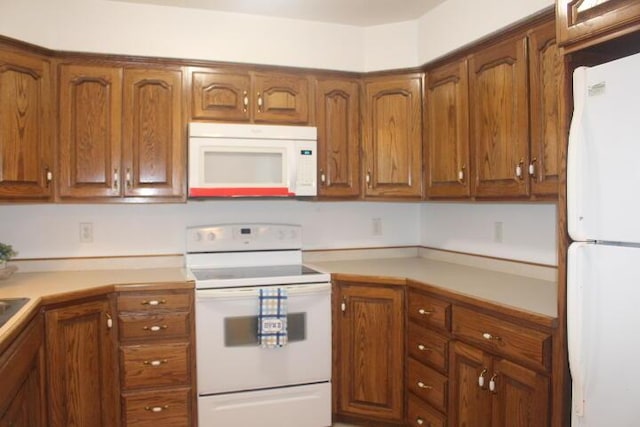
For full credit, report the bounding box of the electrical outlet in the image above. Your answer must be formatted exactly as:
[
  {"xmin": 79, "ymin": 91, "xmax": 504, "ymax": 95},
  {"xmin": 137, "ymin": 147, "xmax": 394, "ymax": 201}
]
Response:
[
  {"xmin": 494, "ymin": 221, "xmax": 503, "ymax": 243},
  {"xmin": 372, "ymin": 218, "xmax": 383, "ymax": 236},
  {"xmin": 79, "ymin": 222, "xmax": 93, "ymax": 243}
]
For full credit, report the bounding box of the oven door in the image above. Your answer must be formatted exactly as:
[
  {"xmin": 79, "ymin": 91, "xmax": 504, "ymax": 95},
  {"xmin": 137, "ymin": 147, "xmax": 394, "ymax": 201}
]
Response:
[{"xmin": 195, "ymin": 282, "xmax": 331, "ymax": 395}]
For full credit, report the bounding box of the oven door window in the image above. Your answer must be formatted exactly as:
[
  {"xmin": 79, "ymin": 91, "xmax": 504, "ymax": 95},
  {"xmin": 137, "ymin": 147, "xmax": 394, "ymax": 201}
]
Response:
[{"xmin": 224, "ymin": 313, "xmax": 306, "ymax": 346}]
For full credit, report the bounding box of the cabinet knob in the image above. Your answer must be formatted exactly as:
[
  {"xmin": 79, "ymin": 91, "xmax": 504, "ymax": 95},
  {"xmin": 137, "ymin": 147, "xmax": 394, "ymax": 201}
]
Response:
[
  {"xmin": 106, "ymin": 313, "xmax": 113, "ymax": 329},
  {"xmin": 478, "ymin": 368, "xmax": 488, "ymax": 388},
  {"xmin": 417, "ymin": 381, "xmax": 433, "ymax": 390},
  {"xmin": 125, "ymin": 168, "xmax": 132, "ymax": 190},
  {"xmin": 489, "ymin": 373, "xmax": 499, "ymax": 393},
  {"xmin": 113, "ymin": 168, "xmax": 119, "ymax": 191},
  {"xmin": 417, "ymin": 344, "xmax": 431, "ymax": 352},
  {"xmin": 144, "ymin": 359, "xmax": 168, "ymax": 367},
  {"xmin": 529, "ymin": 157, "xmax": 538, "ymax": 179},
  {"xmin": 365, "ymin": 171, "xmax": 372, "ymax": 187},
  {"xmin": 243, "ymin": 90, "xmax": 249, "ymax": 112},
  {"xmin": 45, "ymin": 168, "xmax": 53, "ymax": 187},
  {"xmin": 257, "ymin": 92, "xmax": 263, "ymax": 112},
  {"xmin": 418, "ymin": 308, "xmax": 433, "ymax": 316},
  {"xmin": 141, "ymin": 299, "xmax": 166, "ymax": 306},
  {"xmin": 457, "ymin": 164, "xmax": 466, "ymax": 184},
  {"xmin": 144, "ymin": 405, "xmax": 169, "ymax": 413},
  {"xmin": 143, "ymin": 325, "xmax": 168, "ymax": 332},
  {"xmin": 416, "ymin": 417, "xmax": 424, "ymax": 425},
  {"xmin": 482, "ymin": 332, "xmax": 501, "ymax": 342},
  {"xmin": 515, "ymin": 158, "xmax": 525, "ymax": 180},
  {"xmin": 320, "ymin": 169, "xmax": 326, "ymax": 185}
]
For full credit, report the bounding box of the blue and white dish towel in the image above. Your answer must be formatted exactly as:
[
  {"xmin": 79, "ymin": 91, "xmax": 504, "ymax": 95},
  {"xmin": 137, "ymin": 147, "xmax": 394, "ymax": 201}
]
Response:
[{"xmin": 258, "ymin": 288, "xmax": 288, "ymax": 348}]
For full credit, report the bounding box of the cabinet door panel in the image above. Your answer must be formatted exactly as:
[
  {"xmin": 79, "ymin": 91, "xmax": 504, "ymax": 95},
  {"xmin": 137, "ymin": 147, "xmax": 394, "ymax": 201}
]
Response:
[
  {"xmin": 364, "ymin": 75, "xmax": 422, "ymax": 198},
  {"xmin": 253, "ymin": 73, "xmax": 309, "ymax": 124},
  {"xmin": 529, "ymin": 21, "xmax": 562, "ymax": 197},
  {"xmin": 470, "ymin": 35, "xmax": 529, "ymax": 197},
  {"xmin": 191, "ymin": 70, "xmax": 251, "ymax": 121},
  {"xmin": 425, "ymin": 59, "xmax": 470, "ymax": 198},
  {"xmin": 122, "ymin": 68, "xmax": 185, "ymax": 199},
  {"xmin": 59, "ymin": 64, "xmax": 122, "ymax": 199},
  {"xmin": 0, "ymin": 50, "xmax": 52, "ymax": 200},
  {"xmin": 337, "ymin": 283, "xmax": 404, "ymax": 422},
  {"xmin": 315, "ymin": 78, "xmax": 360, "ymax": 197},
  {"xmin": 449, "ymin": 341, "xmax": 492, "ymax": 427},
  {"xmin": 46, "ymin": 298, "xmax": 118, "ymax": 427}
]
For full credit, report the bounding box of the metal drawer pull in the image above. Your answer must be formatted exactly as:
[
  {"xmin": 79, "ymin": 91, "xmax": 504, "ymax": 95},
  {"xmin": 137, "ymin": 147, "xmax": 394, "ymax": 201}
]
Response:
[
  {"xmin": 482, "ymin": 332, "xmax": 502, "ymax": 341},
  {"xmin": 141, "ymin": 299, "xmax": 167, "ymax": 306},
  {"xmin": 417, "ymin": 381, "xmax": 432, "ymax": 390},
  {"xmin": 145, "ymin": 405, "xmax": 169, "ymax": 413},
  {"xmin": 143, "ymin": 359, "xmax": 168, "ymax": 367},
  {"xmin": 418, "ymin": 308, "xmax": 433, "ymax": 316},
  {"xmin": 143, "ymin": 325, "xmax": 168, "ymax": 332},
  {"xmin": 417, "ymin": 344, "xmax": 431, "ymax": 352},
  {"xmin": 416, "ymin": 417, "xmax": 424, "ymax": 425}
]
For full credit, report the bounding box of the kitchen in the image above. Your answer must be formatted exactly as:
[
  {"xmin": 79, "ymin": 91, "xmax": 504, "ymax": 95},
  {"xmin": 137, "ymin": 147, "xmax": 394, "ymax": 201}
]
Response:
[{"xmin": 0, "ymin": 0, "xmax": 637, "ymax": 426}]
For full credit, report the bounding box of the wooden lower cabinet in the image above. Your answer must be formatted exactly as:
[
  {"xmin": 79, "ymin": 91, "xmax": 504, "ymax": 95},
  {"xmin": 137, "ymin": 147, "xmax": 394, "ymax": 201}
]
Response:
[
  {"xmin": 449, "ymin": 341, "xmax": 549, "ymax": 427},
  {"xmin": 333, "ymin": 281, "xmax": 405, "ymax": 423},
  {"xmin": 45, "ymin": 296, "xmax": 119, "ymax": 427},
  {"xmin": 0, "ymin": 315, "xmax": 46, "ymax": 427},
  {"xmin": 117, "ymin": 288, "xmax": 196, "ymax": 427}
]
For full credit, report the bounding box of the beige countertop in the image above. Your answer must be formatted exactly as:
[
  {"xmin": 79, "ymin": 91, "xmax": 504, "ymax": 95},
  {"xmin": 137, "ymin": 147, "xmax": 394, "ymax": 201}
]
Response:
[
  {"xmin": 0, "ymin": 267, "xmax": 191, "ymax": 346},
  {"xmin": 308, "ymin": 256, "xmax": 557, "ymax": 321}
]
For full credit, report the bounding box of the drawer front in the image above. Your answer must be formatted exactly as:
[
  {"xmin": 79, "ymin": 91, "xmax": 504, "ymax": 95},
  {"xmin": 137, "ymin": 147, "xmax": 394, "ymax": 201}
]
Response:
[
  {"xmin": 121, "ymin": 342, "xmax": 190, "ymax": 390},
  {"xmin": 407, "ymin": 357, "xmax": 448, "ymax": 413},
  {"xmin": 122, "ymin": 388, "xmax": 191, "ymax": 427},
  {"xmin": 118, "ymin": 312, "xmax": 191, "ymax": 341},
  {"xmin": 408, "ymin": 322, "xmax": 449, "ymax": 372},
  {"xmin": 452, "ymin": 306, "xmax": 551, "ymax": 370},
  {"xmin": 407, "ymin": 393, "xmax": 446, "ymax": 427},
  {"xmin": 118, "ymin": 291, "xmax": 192, "ymax": 313},
  {"xmin": 408, "ymin": 291, "xmax": 451, "ymax": 332}
]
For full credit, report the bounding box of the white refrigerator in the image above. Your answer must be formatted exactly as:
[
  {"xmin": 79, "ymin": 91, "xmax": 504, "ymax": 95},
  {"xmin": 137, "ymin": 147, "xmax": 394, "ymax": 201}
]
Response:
[{"xmin": 567, "ymin": 51, "xmax": 640, "ymax": 426}]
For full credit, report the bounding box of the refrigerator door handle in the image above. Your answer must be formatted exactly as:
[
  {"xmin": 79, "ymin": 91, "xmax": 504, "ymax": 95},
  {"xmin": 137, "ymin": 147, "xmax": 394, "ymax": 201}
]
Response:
[
  {"xmin": 568, "ymin": 242, "xmax": 586, "ymax": 418},
  {"xmin": 567, "ymin": 67, "xmax": 588, "ymax": 241}
]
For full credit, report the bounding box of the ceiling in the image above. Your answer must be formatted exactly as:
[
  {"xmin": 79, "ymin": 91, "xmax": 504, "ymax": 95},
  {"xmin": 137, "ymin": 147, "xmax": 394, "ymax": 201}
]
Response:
[{"xmin": 112, "ymin": 0, "xmax": 446, "ymax": 26}]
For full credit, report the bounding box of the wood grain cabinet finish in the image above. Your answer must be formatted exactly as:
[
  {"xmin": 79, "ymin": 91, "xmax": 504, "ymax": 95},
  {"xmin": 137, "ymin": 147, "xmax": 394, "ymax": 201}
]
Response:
[
  {"xmin": 315, "ymin": 77, "xmax": 361, "ymax": 197},
  {"xmin": 190, "ymin": 69, "xmax": 310, "ymax": 124},
  {"xmin": 449, "ymin": 341, "xmax": 550, "ymax": 427},
  {"xmin": 408, "ymin": 290, "xmax": 451, "ymax": 332},
  {"xmin": 407, "ymin": 393, "xmax": 447, "ymax": 427},
  {"xmin": 424, "ymin": 59, "xmax": 471, "ymax": 198},
  {"xmin": 334, "ymin": 282, "xmax": 405, "ymax": 423},
  {"xmin": 0, "ymin": 48, "xmax": 53, "ymax": 201},
  {"xmin": 59, "ymin": 64, "xmax": 185, "ymax": 202},
  {"xmin": 528, "ymin": 20, "xmax": 563, "ymax": 197},
  {"xmin": 45, "ymin": 297, "xmax": 119, "ymax": 427},
  {"xmin": 117, "ymin": 288, "xmax": 195, "ymax": 427},
  {"xmin": 0, "ymin": 315, "xmax": 46, "ymax": 427},
  {"xmin": 363, "ymin": 74, "xmax": 423, "ymax": 198},
  {"xmin": 557, "ymin": 0, "xmax": 640, "ymax": 50},
  {"xmin": 469, "ymin": 34, "xmax": 530, "ymax": 198}
]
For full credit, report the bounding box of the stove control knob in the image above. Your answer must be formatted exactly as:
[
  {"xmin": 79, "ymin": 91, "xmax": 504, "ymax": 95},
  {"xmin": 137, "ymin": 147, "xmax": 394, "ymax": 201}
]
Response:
[
  {"xmin": 194, "ymin": 232, "xmax": 202, "ymax": 242},
  {"xmin": 207, "ymin": 232, "xmax": 216, "ymax": 241}
]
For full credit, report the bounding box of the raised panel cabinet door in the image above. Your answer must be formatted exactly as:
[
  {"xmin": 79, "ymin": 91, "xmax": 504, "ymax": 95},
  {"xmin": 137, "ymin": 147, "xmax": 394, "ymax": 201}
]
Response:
[
  {"xmin": 45, "ymin": 298, "xmax": 119, "ymax": 427},
  {"xmin": 425, "ymin": 59, "xmax": 471, "ymax": 198},
  {"xmin": 469, "ymin": 35, "xmax": 529, "ymax": 198},
  {"xmin": 364, "ymin": 75, "xmax": 423, "ymax": 198},
  {"xmin": 0, "ymin": 49, "xmax": 52, "ymax": 200},
  {"xmin": 490, "ymin": 358, "xmax": 549, "ymax": 427},
  {"xmin": 337, "ymin": 283, "xmax": 404, "ymax": 422},
  {"xmin": 528, "ymin": 20, "xmax": 562, "ymax": 198},
  {"xmin": 190, "ymin": 69, "xmax": 251, "ymax": 121},
  {"xmin": 556, "ymin": 0, "xmax": 640, "ymax": 48},
  {"xmin": 122, "ymin": 68, "xmax": 185, "ymax": 200},
  {"xmin": 253, "ymin": 72, "xmax": 310, "ymax": 124},
  {"xmin": 58, "ymin": 64, "xmax": 123, "ymax": 199},
  {"xmin": 315, "ymin": 78, "xmax": 360, "ymax": 197},
  {"xmin": 449, "ymin": 341, "xmax": 492, "ymax": 427}
]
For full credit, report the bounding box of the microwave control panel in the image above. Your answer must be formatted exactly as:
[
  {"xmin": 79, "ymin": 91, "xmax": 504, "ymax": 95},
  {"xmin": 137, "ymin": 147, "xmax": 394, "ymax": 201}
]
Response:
[{"xmin": 295, "ymin": 140, "xmax": 317, "ymax": 196}]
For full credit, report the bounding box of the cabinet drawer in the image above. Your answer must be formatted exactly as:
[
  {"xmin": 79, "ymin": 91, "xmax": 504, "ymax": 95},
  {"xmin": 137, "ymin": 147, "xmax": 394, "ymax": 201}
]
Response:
[
  {"xmin": 121, "ymin": 342, "xmax": 190, "ymax": 390},
  {"xmin": 408, "ymin": 322, "xmax": 449, "ymax": 372},
  {"xmin": 118, "ymin": 291, "xmax": 191, "ymax": 313},
  {"xmin": 122, "ymin": 387, "xmax": 191, "ymax": 427},
  {"xmin": 407, "ymin": 358, "xmax": 448, "ymax": 413},
  {"xmin": 408, "ymin": 291, "xmax": 451, "ymax": 332},
  {"xmin": 452, "ymin": 306, "xmax": 551, "ymax": 370},
  {"xmin": 407, "ymin": 393, "xmax": 446, "ymax": 427},
  {"xmin": 118, "ymin": 312, "xmax": 191, "ymax": 341}
]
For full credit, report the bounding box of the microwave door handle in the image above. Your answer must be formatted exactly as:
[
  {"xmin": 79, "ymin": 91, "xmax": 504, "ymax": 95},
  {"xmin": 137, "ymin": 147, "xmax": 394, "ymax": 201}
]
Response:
[{"xmin": 196, "ymin": 282, "xmax": 331, "ymax": 299}]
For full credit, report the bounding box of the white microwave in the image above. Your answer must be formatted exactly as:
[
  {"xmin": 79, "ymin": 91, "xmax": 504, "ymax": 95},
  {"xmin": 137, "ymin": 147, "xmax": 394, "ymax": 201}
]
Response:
[{"xmin": 188, "ymin": 123, "xmax": 317, "ymax": 198}]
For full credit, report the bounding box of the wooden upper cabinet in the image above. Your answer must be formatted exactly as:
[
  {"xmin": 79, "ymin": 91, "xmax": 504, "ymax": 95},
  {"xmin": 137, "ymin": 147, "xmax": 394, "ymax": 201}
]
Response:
[
  {"xmin": 122, "ymin": 68, "xmax": 185, "ymax": 199},
  {"xmin": 557, "ymin": 0, "xmax": 640, "ymax": 50},
  {"xmin": 528, "ymin": 20, "xmax": 562, "ymax": 198},
  {"xmin": 0, "ymin": 49, "xmax": 53, "ymax": 201},
  {"xmin": 59, "ymin": 64, "xmax": 123, "ymax": 199},
  {"xmin": 189, "ymin": 69, "xmax": 310, "ymax": 124},
  {"xmin": 425, "ymin": 59, "xmax": 471, "ymax": 198},
  {"xmin": 315, "ymin": 77, "xmax": 360, "ymax": 198},
  {"xmin": 253, "ymin": 72, "xmax": 310, "ymax": 124},
  {"xmin": 191, "ymin": 70, "xmax": 251, "ymax": 122},
  {"xmin": 469, "ymin": 34, "xmax": 529, "ymax": 198},
  {"xmin": 59, "ymin": 63, "xmax": 185, "ymax": 202},
  {"xmin": 364, "ymin": 74, "xmax": 423, "ymax": 198}
]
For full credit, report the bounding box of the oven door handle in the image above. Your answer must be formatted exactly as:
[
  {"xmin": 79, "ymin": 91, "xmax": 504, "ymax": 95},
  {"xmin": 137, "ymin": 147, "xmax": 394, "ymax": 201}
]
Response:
[{"xmin": 196, "ymin": 282, "xmax": 331, "ymax": 299}]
